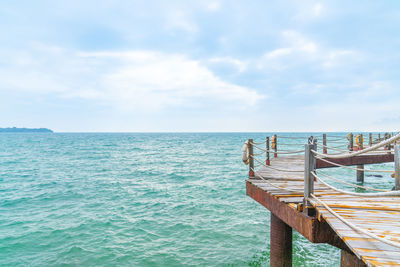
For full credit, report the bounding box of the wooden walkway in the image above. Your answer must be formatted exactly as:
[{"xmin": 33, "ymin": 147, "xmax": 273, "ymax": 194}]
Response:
[{"xmin": 247, "ymin": 154, "xmax": 400, "ymax": 267}]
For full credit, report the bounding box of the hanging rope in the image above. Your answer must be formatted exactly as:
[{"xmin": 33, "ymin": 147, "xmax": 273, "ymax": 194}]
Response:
[
  {"xmin": 319, "ymin": 144, "xmax": 349, "ymax": 153},
  {"xmin": 250, "ymin": 168, "xmax": 303, "ymax": 193},
  {"xmin": 314, "ymin": 171, "xmax": 389, "ymax": 192},
  {"xmin": 276, "ymin": 136, "xmax": 308, "ymax": 140},
  {"xmin": 253, "ymin": 150, "xmax": 267, "ymax": 157},
  {"xmin": 326, "ymin": 138, "xmax": 345, "ymax": 142},
  {"xmin": 251, "ymin": 156, "xmax": 304, "ymax": 173},
  {"xmin": 251, "ymin": 140, "xmax": 267, "ymax": 145},
  {"xmin": 311, "ymin": 172, "xmax": 400, "ymax": 196},
  {"xmin": 312, "ymin": 133, "xmax": 400, "ymax": 159},
  {"xmin": 250, "ymin": 143, "xmax": 305, "ymax": 154},
  {"xmin": 316, "ymin": 157, "xmax": 393, "ymax": 173},
  {"xmin": 278, "ymin": 143, "xmax": 306, "ymax": 146},
  {"xmin": 326, "ymin": 135, "xmax": 346, "ymax": 138}
]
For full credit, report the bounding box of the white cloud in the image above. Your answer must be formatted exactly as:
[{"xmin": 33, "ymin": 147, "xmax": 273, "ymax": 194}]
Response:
[
  {"xmin": 313, "ymin": 3, "xmax": 323, "ymax": 17},
  {"xmin": 208, "ymin": 56, "xmax": 248, "ymax": 72},
  {"xmin": 165, "ymin": 9, "xmax": 197, "ymax": 33},
  {"xmin": 322, "ymin": 50, "xmax": 359, "ymax": 68},
  {"xmin": 264, "ymin": 48, "xmax": 293, "ymax": 59},
  {"xmin": 258, "ymin": 31, "xmax": 318, "ymax": 70},
  {"xmin": 294, "ymin": 2, "xmax": 326, "ymax": 21},
  {"xmin": 0, "ymin": 46, "xmax": 266, "ymax": 111},
  {"xmin": 205, "ymin": 1, "xmax": 221, "ymax": 12},
  {"xmin": 258, "ymin": 30, "xmax": 359, "ymax": 71},
  {"xmin": 281, "ymin": 30, "xmax": 317, "ymax": 53}
]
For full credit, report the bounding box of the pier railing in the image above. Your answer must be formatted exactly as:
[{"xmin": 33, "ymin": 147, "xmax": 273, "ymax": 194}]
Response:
[{"xmin": 244, "ymin": 131, "xmax": 400, "ymax": 249}]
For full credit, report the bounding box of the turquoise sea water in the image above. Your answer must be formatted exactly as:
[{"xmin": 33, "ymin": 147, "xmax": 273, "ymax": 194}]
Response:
[{"xmin": 0, "ymin": 133, "xmax": 395, "ymax": 266}]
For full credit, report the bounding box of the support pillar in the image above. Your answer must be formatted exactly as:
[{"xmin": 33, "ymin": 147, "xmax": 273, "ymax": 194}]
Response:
[
  {"xmin": 270, "ymin": 214, "xmax": 292, "ymax": 267},
  {"xmin": 266, "ymin": 136, "xmax": 270, "ymax": 165},
  {"xmin": 248, "ymin": 139, "xmax": 254, "ymax": 178},
  {"xmin": 356, "ymin": 134, "xmax": 364, "ymax": 183},
  {"xmin": 356, "ymin": 166, "xmax": 364, "ymax": 183},
  {"xmin": 395, "ymin": 145, "xmax": 399, "ymax": 190},
  {"xmin": 323, "ymin": 133, "xmax": 327, "ymax": 154},
  {"xmin": 340, "ymin": 250, "xmax": 366, "ymax": 267}
]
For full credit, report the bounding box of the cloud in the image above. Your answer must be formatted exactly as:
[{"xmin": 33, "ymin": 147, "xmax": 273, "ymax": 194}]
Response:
[
  {"xmin": 164, "ymin": 9, "xmax": 197, "ymax": 33},
  {"xmin": 313, "ymin": 3, "xmax": 323, "ymax": 17},
  {"xmin": 293, "ymin": 2, "xmax": 326, "ymax": 21},
  {"xmin": 205, "ymin": 1, "xmax": 221, "ymax": 12},
  {"xmin": 0, "ymin": 45, "xmax": 266, "ymax": 112},
  {"xmin": 207, "ymin": 56, "xmax": 248, "ymax": 72},
  {"xmin": 258, "ymin": 30, "xmax": 359, "ymax": 70}
]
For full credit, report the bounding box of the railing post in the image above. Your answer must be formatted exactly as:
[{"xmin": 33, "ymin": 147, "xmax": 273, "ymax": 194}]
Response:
[
  {"xmin": 323, "ymin": 133, "xmax": 327, "ymax": 154},
  {"xmin": 248, "ymin": 139, "xmax": 254, "ymax": 178},
  {"xmin": 274, "ymin": 134, "xmax": 278, "ymax": 158},
  {"xmin": 357, "ymin": 134, "xmax": 364, "ymax": 183},
  {"xmin": 349, "ymin": 133, "xmax": 354, "ymax": 152},
  {"xmin": 388, "ymin": 133, "xmax": 392, "ymax": 151},
  {"xmin": 369, "ymin": 133, "xmax": 372, "ymax": 147},
  {"xmin": 303, "ymin": 138, "xmax": 317, "ymax": 216},
  {"xmin": 266, "ymin": 136, "xmax": 270, "ymax": 165},
  {"xmin": 395, "ymin": 145, "xmax": 400, "ymax": 190}
]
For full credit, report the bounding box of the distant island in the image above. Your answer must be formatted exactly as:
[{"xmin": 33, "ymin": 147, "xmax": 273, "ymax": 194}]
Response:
[{"xmin": 0, "ymin": 127, "xmax": 53, "ymax": 133}]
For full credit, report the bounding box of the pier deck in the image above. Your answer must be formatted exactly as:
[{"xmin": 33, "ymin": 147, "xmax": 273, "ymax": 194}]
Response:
[{"xmin": 245, "ymin": 136, "xmax": 400, "ymax": 267}]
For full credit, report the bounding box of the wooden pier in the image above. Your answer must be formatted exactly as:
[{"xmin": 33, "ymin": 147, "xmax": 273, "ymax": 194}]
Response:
[{"xmin": 244, "ymin": 133, "xmax": 400, "ymax": 266}]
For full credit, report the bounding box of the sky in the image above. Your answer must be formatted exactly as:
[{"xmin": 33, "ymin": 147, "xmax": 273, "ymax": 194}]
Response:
[{"xmin": 0, "ymin": 0, "xmax": 399, "ymax": 132}]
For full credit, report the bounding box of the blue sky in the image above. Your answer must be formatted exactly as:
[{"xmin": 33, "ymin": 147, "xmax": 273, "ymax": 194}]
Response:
[{"xmin": 0, "ymin": 0, "xmax": 399, "ymax": 132}]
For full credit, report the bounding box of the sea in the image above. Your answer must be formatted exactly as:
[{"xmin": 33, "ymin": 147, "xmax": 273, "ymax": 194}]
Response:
[{"xmin": 0, "ymin": 133, "xmax": 394, "ymax": 266}]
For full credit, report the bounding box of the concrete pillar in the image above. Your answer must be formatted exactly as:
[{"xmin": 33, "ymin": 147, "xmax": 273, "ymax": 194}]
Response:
[{"xmin": 270, "ymin": 214, "xmax": 292, "ymax": 267}]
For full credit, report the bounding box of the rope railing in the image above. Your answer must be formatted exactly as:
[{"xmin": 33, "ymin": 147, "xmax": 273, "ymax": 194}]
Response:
[
  {"xmin": 250, "ymin": 142, "xmax": 305, "ymax": 154},
  {"xmin": 325, "ymin": 137, "xmax": 346, "ymax": 141},
  {"xmin": 312, "ymin": 133, "xmax": 400, "ymax": 159},
  {"xmin": 251, "ymin": 140, "xmax": 267, "ymax": 145},
  {"xmin": 324, "ymin": 139, "xmax": 347, "ymax": 143},
  {"xmin": 325, "ymin": 135, "xmax": 346, "ymax": 138},
  {"xmin": 276, "ymin": 136, "xmax": 309, "ymax": 139},
  {"xmin": 318, "ymin": 144, "xmax": 349, "ymax": 153},
  {"xmin": 253, "ymin": 150, "xmax": 267, "ymax": 157},
  {"xmin": 311, "ymin": 171, "xmax": 399, "ymax": 196},
  {"xmin": 250, "ymin": 168, "xmax": 303, "ymax": 193},
  {"xmin": 316, "ymin": 157, "xmax": 393, "ymax": 173},
  {"xmin": 278, "ymin": 143, "xmax": 306, "ymax": 146},
  {"xmin": 313, "ymin": 171, "xmax": 390, "ymax": 192},
  {"xmin": 251, "ymin": 155, "xmax": 304, "ymax": 173},
  {"xmin": 310, "ymin": 194, "xmax": 400, "ymax": 249}
]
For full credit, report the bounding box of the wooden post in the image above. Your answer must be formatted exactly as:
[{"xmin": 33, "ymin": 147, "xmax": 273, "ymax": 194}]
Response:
[
  {"xmin": 270, "ymin": 214, "xmax": 292, "ymax": 267},
  {"xmin": 357, "ymin": 134, "xmax": 364, "ymax": 183},
  {"xmin": 274, "ymin": 134, "xmax": 278, "ymax": 158},
  {"xmin": 369, "ymin": 133, "xmax": 372, "ymax": 147},
  {"xmin": 303, "ymin": 138, "xmax": 316, "ymax": 215},
  {"xmin": 266, "ymin": 136, "xmax": 270, "ymax": 165},
  {"xmin": 388, "ymin": 133, "xmax": 392, "ymax": 151},
  {"xmin": 248, "ymin": 139, "xmax": 254, "ymax": 178},
  {"xmin": 323, "ymin": 133, "xmax": 327, "ymax": 154},
  {"xmin": 349, "ymin": 133, "xmax": 354, "ymax": 152},
  {"xmin": 395, "ymin": 145, "xmax": 400, "ymax": 190},
  {"xmin": 378, "ymin": 133, "xmax": 381, "ymax": 141}
]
